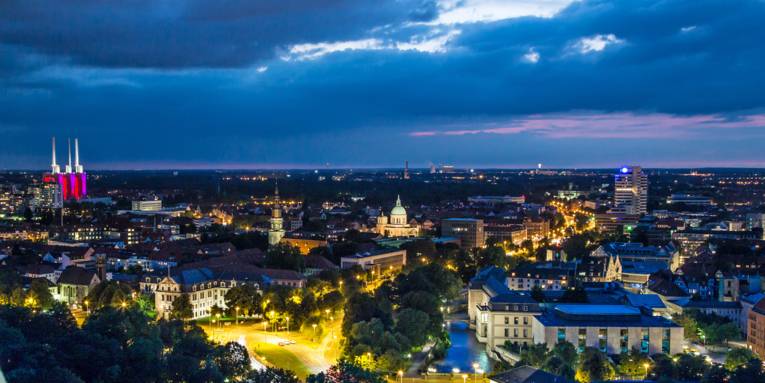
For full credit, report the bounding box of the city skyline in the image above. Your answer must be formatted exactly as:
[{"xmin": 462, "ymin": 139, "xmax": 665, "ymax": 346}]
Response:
[{"xmin": 3, "ymin": 0, "xmax": 765, "ymax": 169}]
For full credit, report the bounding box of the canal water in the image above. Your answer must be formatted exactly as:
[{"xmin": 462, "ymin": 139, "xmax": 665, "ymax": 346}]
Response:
[{"xmin": 431, "ymin": 320, "xmax": 492, "ymax": 374}]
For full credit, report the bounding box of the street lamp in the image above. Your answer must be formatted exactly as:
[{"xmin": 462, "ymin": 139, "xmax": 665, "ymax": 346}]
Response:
[
  {"xmin": 472, "ymin": 362, "xmax": 479, "ymax": 383},
  {"xmin": 643, "ymin": 362, "xmax": 650, "ymax": 378},
  {"xmin": 312, "ymin": 323, "xmax": 317, "ymax": 340},
  {"xmin": 235, "ymin": 306, "xmax": 239, "ymax": 325},
  {"xmin": 462, "ymin": 374, "xmax": 468, "ymax": 383},
  {"xmin": 397, "ymin": 370, "xmax": 404, "ymax": 383},
  {"xmin": 286, "ymin": 316, "xmax": 290, "ymax": 333}
]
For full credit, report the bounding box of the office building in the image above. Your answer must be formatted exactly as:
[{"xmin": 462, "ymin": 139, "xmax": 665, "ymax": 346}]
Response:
[
  {"xmin": 340, "ymin": 248, "xmax": 407, "ymax": 273},
  {"xmin": 442, "ymin": 218, "xmax": 485, "ymax": 248},
  {"xmin": 132, "ymin": 199, "xmax": 163, "ymax": 211},
  {"xmin": 484, "ymin": 221, "xmax": 527, "ymax": 246},
  {"xmin": 531, "ymin": 304, "xmax": 683, "ymax": 355},
  {"xmin": 613, "ymin": 166, "xmax": 648, "ymax": 215}
]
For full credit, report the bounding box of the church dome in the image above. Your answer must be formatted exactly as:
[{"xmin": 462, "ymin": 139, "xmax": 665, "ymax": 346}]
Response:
[{"xmin": 390, "ymin": 195, "xmax": 407, "ymax": 217}]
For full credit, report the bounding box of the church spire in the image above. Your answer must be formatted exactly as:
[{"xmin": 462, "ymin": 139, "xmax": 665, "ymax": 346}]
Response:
[{"xmin": 395, "ymin": 194, "xmax": 402, "ymax": 207}]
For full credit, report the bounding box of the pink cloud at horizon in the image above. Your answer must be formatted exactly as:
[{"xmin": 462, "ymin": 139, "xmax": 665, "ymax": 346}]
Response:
[{"xmin": 408, "ymin": 112, "xmax": 765, "ymax": 139}]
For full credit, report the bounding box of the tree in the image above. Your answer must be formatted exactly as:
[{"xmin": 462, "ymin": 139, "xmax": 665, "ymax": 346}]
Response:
[
  {"xmin": 560, "ymin": 285, "xmax": 588, "ymax": 303},
  {"xmin": 575, "ymin": 347, "xmax": 615, "ymax": 383},
  {"xmin": 519, "ymin": 343, "xmax": 548, "ymax": 368},
  {"xmin": 307, "ymin": 360, "xmax": 385, "ymax": 383},
  {"xmin": 616, "ymin": 349, "xmax": 652, "ymax": 379},
  {"xmin": 702, "ymin": 365, "xmax": 729, "ymax": 383},
  {"xmin": 171, "ymin": 294, "xmax": 193, "ymax": 320},
  {"xmin": 550, "ymin": 341, "xmax": 578, "ymax": 369},
  {"xmin": 674, "ymin": 313, "xmax": 700, "ymax": 342},
  {"xmin": 677, "ymin": 353, "xmax": 709, "ymax": 381},
  {"xmin": 213, "ymin": 342, "xmax": 250, "ymax": 379},
  {"xmin": 28, "ymin": 279, "xmax": 54, "ymax": 310},
  {"xmin": 725, "ymin": 348, "xmax": 758, "ymax": 371},
  {"xmin": 265, "ymin": 243, "xmax": 304, "ymax": 271},
  {"xmin": 530, "ymin": 285, "xmax": 545, "ymax": 303},
  {"xmin": 648, "ymin": 354, "xmax": 677, "ymax": 381},
  {"xmin": 394, "ymin": 308, "xmax": 430, "ymax": 347},
  {"xmin": 475, "ymin": 245, "xmax": 506, "ymax": 269},
  {"xmin": 246, "ymin": 367, "xmax": 300, "ymax": 383},
  {"xmin": 730, "ymin": 358, "xmax": 765, "ymax": 383},
  {"xmin": 224, "ymin": 284, "xmax": 262, "ymax": 317}
]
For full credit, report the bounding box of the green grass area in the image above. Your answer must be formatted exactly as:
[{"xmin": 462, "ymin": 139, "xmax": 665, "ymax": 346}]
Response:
[{"xmin": 250, "ymin": 342, "xmax": 311, "ymax": 379}]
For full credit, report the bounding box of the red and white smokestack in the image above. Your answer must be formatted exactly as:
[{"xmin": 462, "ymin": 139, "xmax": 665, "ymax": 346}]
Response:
[{"xmin": 51, "ymin": 136, "xmax": 60, "ymax": 174}]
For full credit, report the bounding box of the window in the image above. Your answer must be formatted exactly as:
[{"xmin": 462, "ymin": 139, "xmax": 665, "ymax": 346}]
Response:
[
  {"xmin": 662, "ymin": 329, "xmax": 670, "ymax": 354},
  {"xmin": 598, "ymin": 328, "xmax": 607, "ymax": 352},
  {"xmin": 504, "ymin": 317, "xmax": 509, "ymax": 325},
  {"xmin": 641, "ymin": 328, "xmax": 649, "ymax": 354},
  {"xmin": 578, "ymin": 328, "xmax": 587, "ymax": 352},
  {"xmin": 514, "ymin": 329, "xmax": 519, "ymax": 337},
  {"xmin": 514, "ymin": 317, "xmax": 519, "ymax": 325},
  {"xmin": 523, "ymin": 317, "xmax": 528, "ymax": 325},
  {"xmin": 504, "ymin": 328, "xmax": 509, "ymax": 337},
  {"xmin": 620, "ymin": 329, "xmax": 629, "ymax": 353},
  {"xmin": 557, "ymin": 328, "xmax": 566, "ymax": 343},
  {"xmin": 523, "ymin": 329, "xmax": 528, "ymax": 337}
]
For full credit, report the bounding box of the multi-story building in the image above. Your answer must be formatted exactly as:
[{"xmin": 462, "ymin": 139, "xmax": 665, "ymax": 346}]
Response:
[
  {"xmin": 132, "ymin": 199, "xmax": 162, "ymax": 211},
  {"xmin": 666, "ymin": 194, "xmax": 713, "ymax": 206},
  {"xmin": 442, "ymin": 218, "xmax": 485, "ymax": 249},
  {"xmin": 747, "ymin": 298, "xmax": 765, "ymax": 359},
  {"xmin": 340, "ymin": 248, "xmax": 407, "ymax": 274},
  {"xmin": 532, "ymin": 304, "xmax": 683, "ymax": 355},
  {"xmin": 507, "ymin": 263, "xmax": 574, "ymax": 291},
  {"xmin": 468, "ymin": 267, "xmax": 542, "ymax": 351},
  {"xmin": 468, "ymin": 195, "xmax": 526, "ymax": 205},
  {"xmin": 671, "ymin": 229, "xmax": 757, "ymax": 263},
  {"xmin": 155, "ymin": 267, "xmax": 262, "ymax": 320},
  {"xmin": 523, "ymin": 217, "xmax": 550, "ymax": 240},
  {"xmin": 613, "ymin": 166, "xmax": 648, "ymax": 216},
  {"xmin": 484, "ymin": 221, "xmax": 527, "ymax": 246}
]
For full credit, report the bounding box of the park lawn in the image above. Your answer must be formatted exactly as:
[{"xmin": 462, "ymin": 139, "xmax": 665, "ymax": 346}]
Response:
[{"xmin": 250, "ymin": 341, "xmax": 312, "ymax": 380}]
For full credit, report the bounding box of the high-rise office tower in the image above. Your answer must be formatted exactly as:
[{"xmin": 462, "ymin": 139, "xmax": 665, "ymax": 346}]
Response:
[{"xmin": 614, "ymin": 166, "xmax": 648, "ymax": 215}]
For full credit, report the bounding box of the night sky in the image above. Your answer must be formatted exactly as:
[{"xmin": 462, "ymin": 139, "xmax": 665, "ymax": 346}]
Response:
[{"xmin": 2, "ymin": 0, "xmax": 765, "ymax": 170}]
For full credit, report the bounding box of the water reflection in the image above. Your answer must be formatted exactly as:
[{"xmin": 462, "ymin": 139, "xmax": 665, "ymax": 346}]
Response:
[{"xmin": 432, "ymin": 320, "xmax": 492, "ymax": 373}]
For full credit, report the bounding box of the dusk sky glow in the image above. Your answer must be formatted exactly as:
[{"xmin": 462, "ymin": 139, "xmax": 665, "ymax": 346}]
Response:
[{"xmin": 2, "ymin": 0, "xmax": 765, "ymax": 169}]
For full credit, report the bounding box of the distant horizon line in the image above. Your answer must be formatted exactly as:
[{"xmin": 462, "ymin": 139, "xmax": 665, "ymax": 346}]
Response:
[{"xmin": 3, "ymin": 165, "xmax": 765, "ymax": 172}]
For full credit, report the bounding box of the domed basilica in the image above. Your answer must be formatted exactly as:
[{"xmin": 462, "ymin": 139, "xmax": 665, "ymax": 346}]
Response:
[{"xmin": 376, "ymin": 195, "xmax": 420, "ymax": 237}]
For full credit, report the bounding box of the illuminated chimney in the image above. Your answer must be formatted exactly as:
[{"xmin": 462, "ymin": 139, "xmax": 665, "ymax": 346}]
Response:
[
  {"xmin": 65, "ymin": 138, "xmax": 73, "ymax": 174},
  {"xmin": 51, "ymin": 137, "xmax": 60, "ymax": 174},
  {"xmin": 74, "ymin": 138, "xmax": 83, "ymax": 173}
]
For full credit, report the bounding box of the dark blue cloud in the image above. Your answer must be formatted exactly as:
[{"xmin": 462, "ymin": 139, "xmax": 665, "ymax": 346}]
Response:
[{"xmin": 2, "ymin": 0, "xmax": 765, "ymax": 169}]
